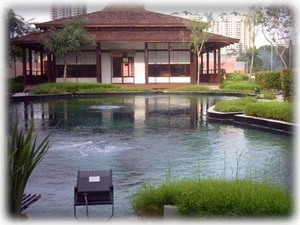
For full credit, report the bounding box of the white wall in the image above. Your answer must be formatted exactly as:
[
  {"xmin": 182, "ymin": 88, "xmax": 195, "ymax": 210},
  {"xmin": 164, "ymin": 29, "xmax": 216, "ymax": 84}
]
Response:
[
  {"xmin": 134, "ymin": 52, "xmax": 145, "ymax": 84},
  {"xmin": 101, "ymin": 52, "xmax": 111, "ymax": 83}
]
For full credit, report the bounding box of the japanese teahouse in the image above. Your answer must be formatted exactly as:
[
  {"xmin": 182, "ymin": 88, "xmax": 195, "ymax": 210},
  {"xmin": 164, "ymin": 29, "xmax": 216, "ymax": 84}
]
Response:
[{"xmin": 12, "ymin": 4, "xmax": 239, "ymax": 85}]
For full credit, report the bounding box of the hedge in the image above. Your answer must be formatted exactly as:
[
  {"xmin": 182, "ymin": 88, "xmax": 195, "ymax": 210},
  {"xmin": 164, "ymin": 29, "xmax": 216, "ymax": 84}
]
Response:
[
  {"xmin": 244, "ymin": 102, "xmax": 293, "ymax": 122},
  {"xmin": 255, "ymin": 71, "xmax": 281, "ymax": 90},
  {"xmin": 281, "ymin": 69, "xmax": 293, "ymax": 102}
]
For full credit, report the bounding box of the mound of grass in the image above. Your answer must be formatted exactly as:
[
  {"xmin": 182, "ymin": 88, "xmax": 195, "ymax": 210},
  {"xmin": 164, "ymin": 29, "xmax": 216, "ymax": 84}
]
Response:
[
  {"xmin": 244, "ymin": 102, "xmax": 293, "ymax": 122},
  {"xmin": 32, "ymin": 83, "xmax": 152, "ymax": 94},
  {"xmin": 214, "ymin": 97, "xmax": 256, "ymax": 113},
  {"xmin": 168, "ymin": 85, "xmax": 211, "ymax": 92},
  {"xmin": 221, "ymin": 81, "xmax": 259, "ymax": 92},
  {"xmin": 131, "ymin": 180, "xmax": 292, "ymax": 217},
  {"xmin": 226, "ymin": 73, "xmax": 249, "ymax": 81}
]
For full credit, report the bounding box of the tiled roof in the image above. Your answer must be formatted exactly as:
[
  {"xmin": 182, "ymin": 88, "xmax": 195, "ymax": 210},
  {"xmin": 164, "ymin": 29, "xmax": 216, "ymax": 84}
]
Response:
[
  {"xmin": 12, "ymin": 4, "xmax": 239, "ymax": 47},
  {"xmin": 12, "ymin": 30, "xmax": 239, "ymax": 46},
  {"xmin": 36, "ymin": 5, "xmax": 188, "ymax": 29}
]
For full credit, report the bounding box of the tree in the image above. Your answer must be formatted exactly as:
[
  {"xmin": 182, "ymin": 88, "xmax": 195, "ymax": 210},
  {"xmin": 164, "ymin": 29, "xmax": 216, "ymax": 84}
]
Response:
[
  {"xmin": 182, "ymin": 15, "xmax": 212, "ymax": 84},
  {"xmin": 255, "ymin": 5, "xmax": 294, "ymax": 68},
  {"xmin": 43, "ymin": 17, "xmax": 96, "ymax": 82},
  {"xmin": 237, "ymin": 47, "xmax": 263, "ymax": 72},
  {"xmin": 7, "ymin": 9, "xmax": 35, "ymax": 68},
  {"xmin": 246, "ymin": 6, "xmax": 261, "ymax": 75}
]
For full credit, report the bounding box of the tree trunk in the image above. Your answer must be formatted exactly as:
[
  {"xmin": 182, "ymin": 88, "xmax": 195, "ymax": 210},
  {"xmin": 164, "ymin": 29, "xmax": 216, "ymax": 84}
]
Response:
[
  {"xmin": 63, "ymin": 56, "xmax": 68, "ymax": 83},
  {"xmin": 197, "ymin": 51, "xmax": 201, "ymax": 85},
  {"xmin": 250, "ymin": 47, "xmax": 254, "ymax": 76},
  {"xmin": 261, "ymin": 29, "xmax": 288, "ymax": 68}
]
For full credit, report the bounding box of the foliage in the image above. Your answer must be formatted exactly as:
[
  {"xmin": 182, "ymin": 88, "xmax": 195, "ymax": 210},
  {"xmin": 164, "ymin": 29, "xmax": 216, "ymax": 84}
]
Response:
[
  {"xmin": 244, "ymin": 102, "xmax": 293, "ymax": 122},
  {"xmin": 32, "ymin": 82, "xmax": 153, "ymax": 94},
  {"xmin": 183, "ymin": 15, "xmax": 212, "ymax": 84},
  {"xmin": 255, "ymin": 5, "xmax": 294, "ymax": 68},
  {"xmin": 214, "ymin": 97, "xmax": 256, "ymax": 112},
  {"xmin": 281, "ymin": 69, "xmax": 293, "ymax": 102},
  {"xmin": 7, "ymin": 9, "xmax": 35, "ymax": 67},
  {"xmin": 43, "ymin": 17, "xmax": 96, "ymax": 82},
  {"xmin": 8, "ymin": 121, "xmax": 51, "ymax": 217},
  {"xmin": 257, "ymin": 45, "xmax": 291, "ymax": 71},
  {"xmin": 131, "ymin": 179, "xmax": 292, "ymax": 217},
  {"xmin": 9, "ymin": 76, "xmax": 24, "ymax": 93},
  {"xmin": 255, "ymin": 71, "xmax": 281, "ymax": 90},
  {"xmin": 236, "ymin": 48, "xmax": 263, "ymax": 73}
]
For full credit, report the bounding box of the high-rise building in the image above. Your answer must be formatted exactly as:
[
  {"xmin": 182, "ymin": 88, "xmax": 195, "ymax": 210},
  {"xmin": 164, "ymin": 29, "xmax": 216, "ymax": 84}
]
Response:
[
  {"xmin": 50, "ymin": 2, "xmax": 87, "ymax": 20},
  {"xmin": 211, "ymin": 12, "xmax": 252, "ymax": 54}
]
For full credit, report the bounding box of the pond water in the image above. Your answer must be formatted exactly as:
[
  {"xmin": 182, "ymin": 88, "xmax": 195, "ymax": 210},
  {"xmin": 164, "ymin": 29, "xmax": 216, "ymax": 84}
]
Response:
[{"xmin": 8, "ymin": 94, "xmax": 293, "ymax": 219}]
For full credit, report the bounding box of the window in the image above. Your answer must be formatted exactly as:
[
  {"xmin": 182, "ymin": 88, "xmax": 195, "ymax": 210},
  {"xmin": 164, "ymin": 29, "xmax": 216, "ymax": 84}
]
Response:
[{"xmin": 148, "ymin": 50, "xmax": 190, "ymax": 77}]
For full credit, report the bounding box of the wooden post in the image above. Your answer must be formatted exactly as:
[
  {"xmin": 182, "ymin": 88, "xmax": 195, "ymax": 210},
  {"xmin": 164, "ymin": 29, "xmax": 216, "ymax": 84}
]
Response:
[
  {"xmin": 206, "ymin": 52, "xmax": 209, "ymax": 76},
  {"xmin": 47, "ymin": 53, "xmax": 52, "ymax": 82},
  {"xmin": 213, "ymin": 49, "xmax": 217, "ymax": 75},
  {"xmin": 218, "ymin": 48, "xmax": 221, "ymax": 83},
  {"xmin": 22, "ymin": 47, "xmax": 27, "ymax": 85},
  {"xmin": 28, "ymin": 49, "xmax": 33, "ymax": 78},
  {"xmin": 96, "ymin": 43, "xmax": 102, "ymax": 83},
  {"xmin": 145, "ymin": 43, "xmax": 148, "ymax": 84},
  {"xmin": 40, "ymin": 51, "xmax": 44, "ymax": 76}
]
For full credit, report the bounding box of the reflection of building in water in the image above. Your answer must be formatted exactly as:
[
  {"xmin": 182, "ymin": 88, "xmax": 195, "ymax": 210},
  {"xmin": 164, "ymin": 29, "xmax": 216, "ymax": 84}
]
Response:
[{"xmin": 10, "ymin": 96, "xmax": 217, "ymax": 131}]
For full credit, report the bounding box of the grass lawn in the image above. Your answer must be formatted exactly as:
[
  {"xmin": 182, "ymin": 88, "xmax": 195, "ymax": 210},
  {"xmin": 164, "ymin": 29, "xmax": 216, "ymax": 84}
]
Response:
[{"xmin": 32, "ymin": 83, "xmax": 153, "ymax": 94}]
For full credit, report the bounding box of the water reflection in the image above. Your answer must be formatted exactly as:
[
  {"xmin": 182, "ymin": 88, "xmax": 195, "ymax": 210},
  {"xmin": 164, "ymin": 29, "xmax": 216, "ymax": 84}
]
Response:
[{"xmin": 8, "ymin": 95, "xmax": 293, "ymax": 218}]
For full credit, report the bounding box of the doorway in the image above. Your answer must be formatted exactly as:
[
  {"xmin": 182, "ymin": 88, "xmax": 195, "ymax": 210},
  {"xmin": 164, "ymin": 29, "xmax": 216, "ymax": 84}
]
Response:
[{"xmin": 112, "ymin": 57, "xmax": 134, "ymax": 83}]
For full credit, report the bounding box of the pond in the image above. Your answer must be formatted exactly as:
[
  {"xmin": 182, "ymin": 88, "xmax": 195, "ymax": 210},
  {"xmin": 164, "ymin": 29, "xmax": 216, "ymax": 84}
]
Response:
[{"xmin": 8, "ymin": 94, "xmax": 293, "ymax": 219}]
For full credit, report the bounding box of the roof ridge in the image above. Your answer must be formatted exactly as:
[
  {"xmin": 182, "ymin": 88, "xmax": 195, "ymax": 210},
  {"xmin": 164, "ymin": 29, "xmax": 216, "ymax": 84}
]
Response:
[{"xmin": 103, "ymin": 3, "xmax": 145, "ymax": 11}]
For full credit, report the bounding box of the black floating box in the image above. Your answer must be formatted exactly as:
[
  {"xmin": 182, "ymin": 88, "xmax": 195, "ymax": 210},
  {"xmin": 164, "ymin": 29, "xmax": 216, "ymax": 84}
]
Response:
[{"xmin": 75, "ymin": 170, "xmax": 113, "ymax": 204}]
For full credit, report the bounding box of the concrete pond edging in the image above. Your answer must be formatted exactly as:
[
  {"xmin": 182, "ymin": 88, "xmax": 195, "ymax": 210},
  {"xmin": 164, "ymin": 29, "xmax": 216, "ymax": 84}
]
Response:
[{"xmin": 207, "ymin": 106, "xmax": 295, "ymax": 135}]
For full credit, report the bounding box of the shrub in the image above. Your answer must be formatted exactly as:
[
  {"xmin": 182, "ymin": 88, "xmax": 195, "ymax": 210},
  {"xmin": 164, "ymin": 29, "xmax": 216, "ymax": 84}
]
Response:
[
  {"xmin": 131, "ymin": 180, "xmax": 292, "ymax": 217},
  {"xmin": 214, "ymin": 97, "xmax": 256, "ymax": 112},
  {"xmin": 8, "ymin": 121, "xmax": 51, "ymax": 217},
  {"xmin": 281, "ymin": 69, "xmax": 293, "ymax": 102},
  {"xmin": 256, "ymin": 71, "xmax": 281, "ymax": 90},
  {"xmin": 244, "ymin": 102, "xmax": 293, "ymax": 122},
  {"xmin": 9, "ymin": 76, "xmax": 24, "ymax": 93}
]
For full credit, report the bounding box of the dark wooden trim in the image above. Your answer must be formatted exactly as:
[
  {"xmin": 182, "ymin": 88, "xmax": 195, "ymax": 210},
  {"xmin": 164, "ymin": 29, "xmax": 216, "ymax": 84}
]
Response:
[
  {"xmin": 218, "ymin": 48, "xmax": 221, "ymax": 82},
  {"xmin": 206, "ymin": 52, "xmax": 209, "ymax": 75},
  {"xmin": 22, "ymin": 48, "xmax": 27, "ymax": 84},
  {"xmin": 96, "ymin": 43, "xmax": 102, "ymax": 82},
  {"xmin": 145, "ymin": 43, "xmax": 149, "ymax": 84},
  {"xmin": 213, "ymin": 49, "xmax": 217, "ymax": 76},
  {"xmin": 40, "ymin": 51, "xmax": 44, "ymax": 76},
  {"xmin": 29, "ymin": 49, "xmax": 33, "ymax": 76}
]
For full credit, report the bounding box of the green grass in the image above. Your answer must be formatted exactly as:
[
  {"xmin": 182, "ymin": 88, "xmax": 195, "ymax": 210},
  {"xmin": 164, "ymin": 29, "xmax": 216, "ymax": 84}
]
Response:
[
  {"xmin": 214, "ymin": 97, "xmax": 256, "ymax": 113},
  {"xmin": 226, "ymin": 73, "xmax": 249, "ymax": 81},
  {"xmin": 131, "ymin": 179, "xmax": 292, "ymax": 218},
  {"xmin": 167, "ymin": 85, "xmax": 211, "ymax": 92},
  {"xmin": 32, "ymin": 83, "xmax": 153, "ymax": 94},
  {"xmin": 221, "ymin": 81, "xmax": 259, "ymax": 93},
  {"xmin": 244, "ymin": 102, "xmax": 294, "ymax": 122}
]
